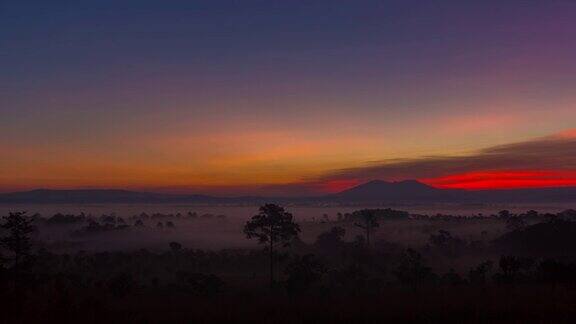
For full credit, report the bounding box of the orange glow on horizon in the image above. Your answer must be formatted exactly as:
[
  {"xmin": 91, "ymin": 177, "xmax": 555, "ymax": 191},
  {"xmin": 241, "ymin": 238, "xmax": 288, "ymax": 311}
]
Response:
[{"xmin": 421, "ymin": 170, "xmax": 576, "ymax": 190}]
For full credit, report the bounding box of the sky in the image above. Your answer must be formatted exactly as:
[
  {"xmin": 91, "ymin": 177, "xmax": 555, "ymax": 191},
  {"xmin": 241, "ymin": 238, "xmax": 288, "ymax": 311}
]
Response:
[{"xmin": 1, "ymin": 0, "xmax": 576, "ymax": 196}]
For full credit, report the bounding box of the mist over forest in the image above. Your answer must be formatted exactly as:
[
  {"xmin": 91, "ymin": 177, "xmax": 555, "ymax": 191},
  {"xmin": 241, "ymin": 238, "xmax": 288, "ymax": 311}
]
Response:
[
  {"xmin": 3, "ymin": 202, "xmax": 576, "ymax": 322},
  {"xmin": 1, "ymin": 203, "xmax": 570, "ymax": 252}
]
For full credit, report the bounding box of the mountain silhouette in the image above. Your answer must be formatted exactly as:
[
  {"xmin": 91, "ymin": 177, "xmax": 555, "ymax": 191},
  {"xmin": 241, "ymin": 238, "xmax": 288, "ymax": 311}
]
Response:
[
  {"xmin": 329, "ymin": 180, "xmax": 576, "ymax": 203},
  {"xmin": 330, "ymin": 180, "xmax": 462, "ymax": 202}
]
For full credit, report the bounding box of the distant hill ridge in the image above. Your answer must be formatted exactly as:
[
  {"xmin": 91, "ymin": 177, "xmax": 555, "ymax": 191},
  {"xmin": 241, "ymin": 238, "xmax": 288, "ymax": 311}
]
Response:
[
  {"xmin": 0, "ymin": 189, "xmax": 218, "ymax": 204},
  {"xmin": 333, "ymin": 180, "xmax": 576, "ymax": 203},
  {"xmin": 331, "ymin": 180, "xmax": 461, "ymax": 201},
  {"xmin": 0, "ymin": 180, "xmax": 575, "ymax": 203}
]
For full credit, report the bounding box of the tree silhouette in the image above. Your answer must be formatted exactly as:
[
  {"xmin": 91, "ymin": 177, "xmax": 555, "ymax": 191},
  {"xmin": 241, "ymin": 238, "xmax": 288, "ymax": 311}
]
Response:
[
  {"xmin": 243, "ymin": 204, "xmax": 300, "ymax": 288},
  {"xmin": 429, "ymin": 230, "xmax": 465, "ymax": 258},
  {"xmin": 108, "ymin": 272, "xmax": 135, "ymax": 298},
  {"xmin": 353, "ymin": 209, "xmax": 380, "ymax": 247},
  {"xmin": 505, "ymin": 216, "xmax": 527, "ymax": 232},
  {"xmin": 0, "ymin": 212, "xmax": 36, "ymax": 271},
  {"xmin": 495, "ymin": 255, "xmax": 534, "ymax": 284}
]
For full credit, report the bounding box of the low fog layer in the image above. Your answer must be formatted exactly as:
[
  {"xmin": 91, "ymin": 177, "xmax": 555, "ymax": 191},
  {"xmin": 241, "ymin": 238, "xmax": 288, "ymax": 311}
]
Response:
[{"xmin": 3, "ymin": 203, "xmax": 569, "ymax": 254}]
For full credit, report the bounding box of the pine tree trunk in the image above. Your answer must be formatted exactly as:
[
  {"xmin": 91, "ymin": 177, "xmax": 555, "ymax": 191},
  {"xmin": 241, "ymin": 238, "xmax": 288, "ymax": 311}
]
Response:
[{"xmin": 269, "ymin": 237, "xmax": 274, "ymax": 288}]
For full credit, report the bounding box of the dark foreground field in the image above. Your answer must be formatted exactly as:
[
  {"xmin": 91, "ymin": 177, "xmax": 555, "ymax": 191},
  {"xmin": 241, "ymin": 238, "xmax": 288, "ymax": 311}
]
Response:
[
  {"xmin": 2, "ymin": 207, "xmax": 576, "ymax": 323},
  {"xmin": 6, "ymin": 284, "xmax": 576, "ymax": 323}
]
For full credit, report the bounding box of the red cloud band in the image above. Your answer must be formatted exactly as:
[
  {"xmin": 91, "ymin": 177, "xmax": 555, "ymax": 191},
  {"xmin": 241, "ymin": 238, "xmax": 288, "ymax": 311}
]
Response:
[{"xmin": 421, "ymin": 170, "xmax": 576, "ymax": 190}]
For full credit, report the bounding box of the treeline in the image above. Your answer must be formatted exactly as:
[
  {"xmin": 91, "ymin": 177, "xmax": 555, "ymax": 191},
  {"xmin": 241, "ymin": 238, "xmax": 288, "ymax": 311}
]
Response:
[{"xmin": 2, "ymin": 207, "xmax": 576, "ymax": 322}]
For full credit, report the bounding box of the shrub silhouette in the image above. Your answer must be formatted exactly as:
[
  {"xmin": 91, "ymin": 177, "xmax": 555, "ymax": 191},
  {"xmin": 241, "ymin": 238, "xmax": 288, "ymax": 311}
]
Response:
[
  {"xmin": 394, "ymin": 249, "xmax": 437, "ymax": 287},
  {"xmin": 176, "ymin": 272, "xmax": 224, "ymax": 296},
  {"xmin": 468, "ymin": 261, "xmax": 493, "ymax": 285},
  {"xmin": 284, "ymin": 254, "xmax": 327, "ymax": 295},
  {"xmin": 169, "ymin": 241, "xmax": 182, "ymax": 253},
  {"xmin": 440, "ymin": 268, "xmax": 465, "ymax": 286},
  {"xmin": 108, "ymin": 272, "xmax": 135, "ymax": 298}
]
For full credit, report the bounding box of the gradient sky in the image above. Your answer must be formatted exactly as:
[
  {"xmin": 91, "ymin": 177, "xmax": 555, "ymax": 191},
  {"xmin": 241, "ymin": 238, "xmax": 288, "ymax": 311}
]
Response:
[{"xmin": 1, "ymin": 0, "xmax": 576, "ymax": 195}]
